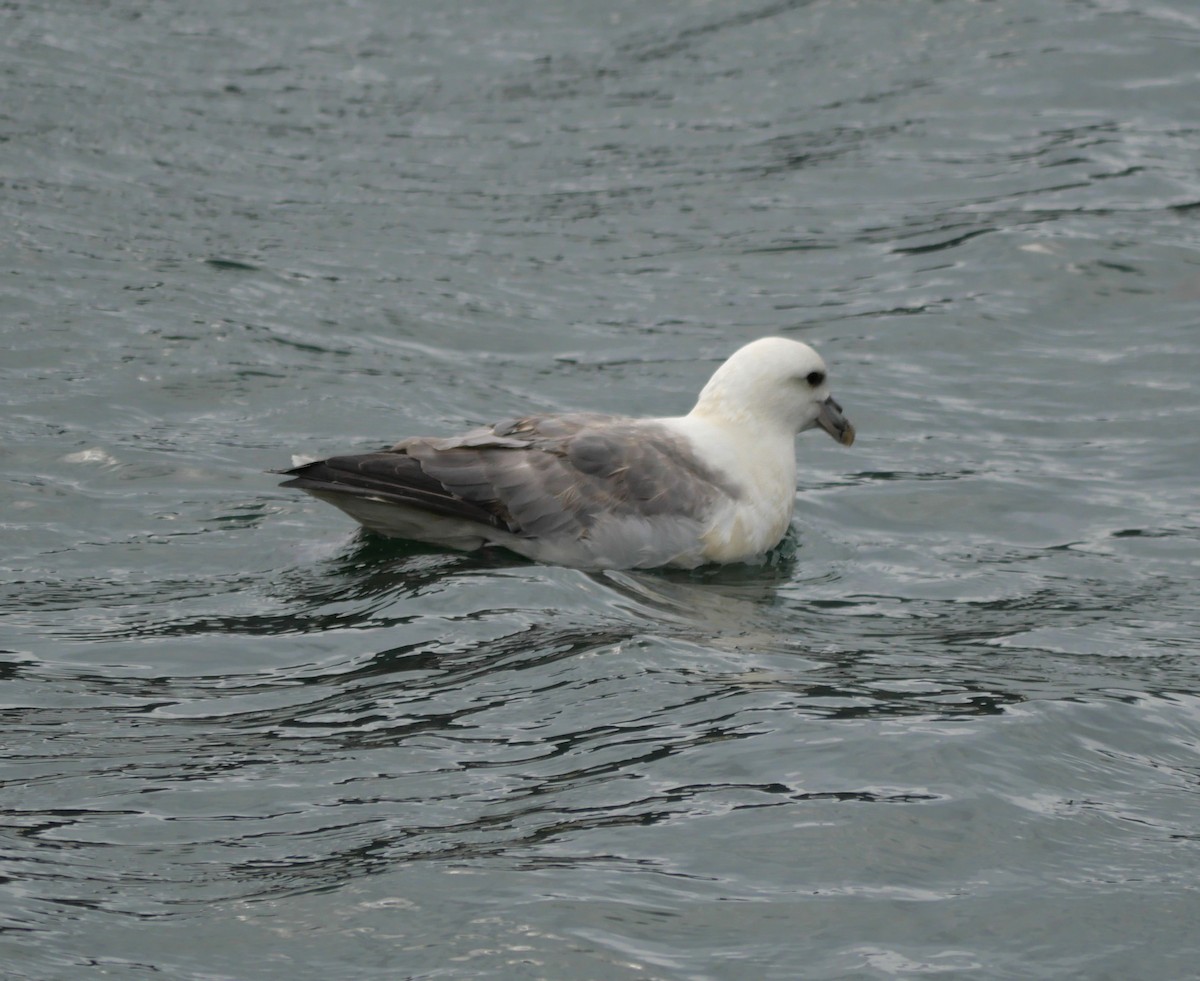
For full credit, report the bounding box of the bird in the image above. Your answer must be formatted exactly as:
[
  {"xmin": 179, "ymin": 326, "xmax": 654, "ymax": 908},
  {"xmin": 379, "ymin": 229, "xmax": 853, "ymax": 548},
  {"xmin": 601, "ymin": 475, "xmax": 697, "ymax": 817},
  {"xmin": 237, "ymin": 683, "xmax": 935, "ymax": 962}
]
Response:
[{"xmin": 278, "ymin": 336, "xmax": 854, "ymax": 570}]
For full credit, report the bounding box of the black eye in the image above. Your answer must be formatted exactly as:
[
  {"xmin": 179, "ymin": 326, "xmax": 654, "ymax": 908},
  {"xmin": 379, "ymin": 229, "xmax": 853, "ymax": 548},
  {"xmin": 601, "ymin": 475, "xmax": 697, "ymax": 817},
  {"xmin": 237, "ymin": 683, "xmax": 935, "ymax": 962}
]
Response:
[{"xmin": 805, "ymin": 370, "xmax": 825, "ymax": 387}]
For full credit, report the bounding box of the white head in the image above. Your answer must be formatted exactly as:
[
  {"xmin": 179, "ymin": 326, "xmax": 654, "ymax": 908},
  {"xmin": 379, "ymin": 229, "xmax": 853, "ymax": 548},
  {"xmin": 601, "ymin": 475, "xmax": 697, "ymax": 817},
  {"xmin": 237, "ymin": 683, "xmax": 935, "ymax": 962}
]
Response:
[{"xmin": 690, "ymin": 337, "xmax": 855, "ymax": 444}]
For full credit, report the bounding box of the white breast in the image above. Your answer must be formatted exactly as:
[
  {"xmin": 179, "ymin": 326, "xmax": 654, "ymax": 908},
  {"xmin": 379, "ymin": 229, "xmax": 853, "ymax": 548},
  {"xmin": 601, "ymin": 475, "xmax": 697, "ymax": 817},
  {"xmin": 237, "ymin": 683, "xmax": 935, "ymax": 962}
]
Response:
[{"xmin": 659, "ymin": 414, "xmax": 798, "ymax": 563}]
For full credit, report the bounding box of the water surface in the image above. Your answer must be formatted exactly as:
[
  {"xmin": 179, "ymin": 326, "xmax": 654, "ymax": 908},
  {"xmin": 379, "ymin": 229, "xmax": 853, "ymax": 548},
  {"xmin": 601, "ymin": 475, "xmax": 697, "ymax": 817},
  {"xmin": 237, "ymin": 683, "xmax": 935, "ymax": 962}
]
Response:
[{"xmin": 3, "ymin": 1, "xmax": 1199, "ymax": 978}]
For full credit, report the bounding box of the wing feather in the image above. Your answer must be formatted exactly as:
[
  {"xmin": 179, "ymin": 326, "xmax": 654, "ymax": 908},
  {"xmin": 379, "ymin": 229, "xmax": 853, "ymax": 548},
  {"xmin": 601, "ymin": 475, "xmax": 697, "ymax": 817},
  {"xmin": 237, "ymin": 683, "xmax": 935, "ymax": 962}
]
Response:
[{"xmin": 280, "ymin": 413, "xmax": 741, "ymax": 563}]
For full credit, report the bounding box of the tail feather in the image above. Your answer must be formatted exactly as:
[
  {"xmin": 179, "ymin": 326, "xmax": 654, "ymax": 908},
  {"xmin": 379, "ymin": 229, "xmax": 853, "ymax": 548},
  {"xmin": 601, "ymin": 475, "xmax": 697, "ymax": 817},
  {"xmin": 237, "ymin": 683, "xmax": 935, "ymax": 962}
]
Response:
[{"xmin": 278, "ymin": 453, "xmax": 509, "ymax": 530}]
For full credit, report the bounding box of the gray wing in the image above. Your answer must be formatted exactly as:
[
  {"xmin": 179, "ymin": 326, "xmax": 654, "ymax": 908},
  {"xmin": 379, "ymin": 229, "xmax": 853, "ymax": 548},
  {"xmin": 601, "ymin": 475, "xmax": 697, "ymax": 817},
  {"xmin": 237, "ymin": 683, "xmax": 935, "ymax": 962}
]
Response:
[{"xmin": 280, "ymin": 413, "xmax": 740, "ymax": 556}]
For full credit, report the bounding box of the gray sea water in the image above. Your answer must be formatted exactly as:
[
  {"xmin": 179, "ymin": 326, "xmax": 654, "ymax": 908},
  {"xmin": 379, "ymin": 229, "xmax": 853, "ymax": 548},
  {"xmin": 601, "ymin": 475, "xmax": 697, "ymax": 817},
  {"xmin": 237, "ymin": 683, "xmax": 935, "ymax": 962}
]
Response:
[{"xmin": 3, "ymin": 1, "xmax": 1199, "ymax": 978}]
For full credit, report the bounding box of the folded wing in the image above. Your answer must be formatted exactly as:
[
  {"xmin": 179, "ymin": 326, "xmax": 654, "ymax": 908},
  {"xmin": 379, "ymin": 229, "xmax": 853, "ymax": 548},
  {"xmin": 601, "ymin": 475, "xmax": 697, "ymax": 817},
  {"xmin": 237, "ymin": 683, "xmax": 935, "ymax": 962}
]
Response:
[{"xmin": 279, "ymin": 413, "xmax": 741, "ymax": 565}]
